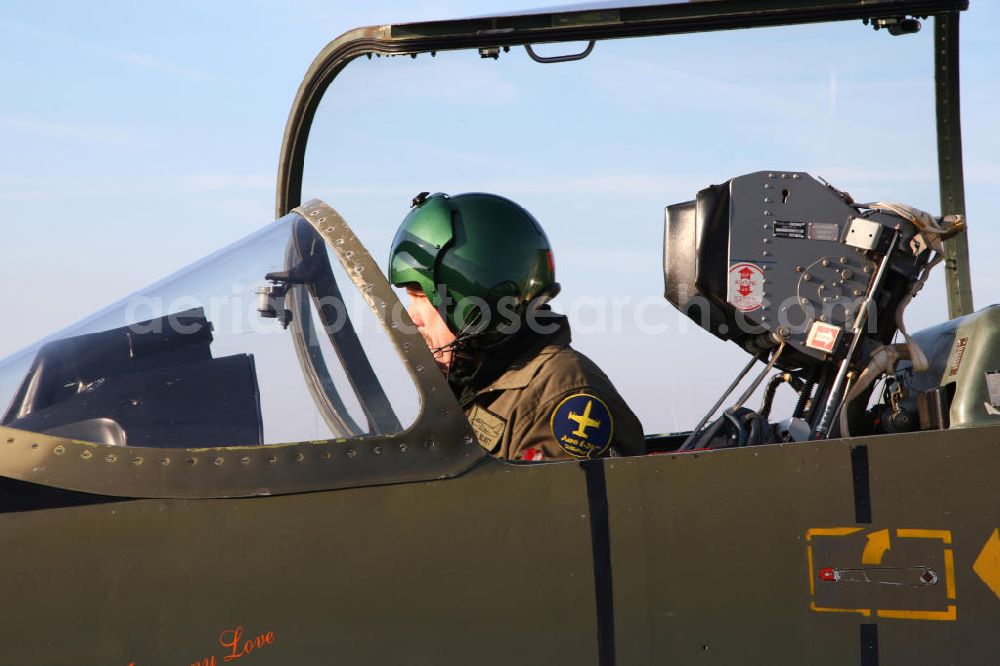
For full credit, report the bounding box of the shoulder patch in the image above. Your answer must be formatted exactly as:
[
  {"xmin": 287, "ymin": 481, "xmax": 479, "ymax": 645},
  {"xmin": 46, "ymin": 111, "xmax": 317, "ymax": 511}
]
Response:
[
  {"xmin": 550, "ymin": 393, "xmax": 613, "ymax": 459},
  {"xmin": 468, "ymin": 405, "xmax": 506, "ymax": 453}
]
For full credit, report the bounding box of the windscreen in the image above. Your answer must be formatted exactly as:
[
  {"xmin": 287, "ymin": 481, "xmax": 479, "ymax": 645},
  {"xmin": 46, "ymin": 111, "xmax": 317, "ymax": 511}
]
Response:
[
  {"xmin": 0, "ymin": 214, "xmax": 420, "ymax": 447},
  {"xmin": 301, "ymin": 20, "xmax": 944, "ymax": 434}
]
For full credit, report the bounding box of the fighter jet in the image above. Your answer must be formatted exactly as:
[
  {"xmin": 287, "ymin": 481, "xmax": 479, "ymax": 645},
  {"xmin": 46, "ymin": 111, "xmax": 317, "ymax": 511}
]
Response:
[{"xmin": 2, "ymin": 1, "xmax": 997, "ymax": 664}]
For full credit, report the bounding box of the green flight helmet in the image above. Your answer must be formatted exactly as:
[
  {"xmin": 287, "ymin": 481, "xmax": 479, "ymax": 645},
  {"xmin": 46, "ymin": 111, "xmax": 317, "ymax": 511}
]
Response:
[{"xmin": 389, "ymin": 192, "xmax": 558, "ymax": 343}]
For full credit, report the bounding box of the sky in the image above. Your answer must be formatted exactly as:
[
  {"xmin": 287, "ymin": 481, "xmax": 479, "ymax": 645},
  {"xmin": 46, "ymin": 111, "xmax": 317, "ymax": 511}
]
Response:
[{"xmin": 0, "ymin": 1, "xmax": 997, "ymax": 434}]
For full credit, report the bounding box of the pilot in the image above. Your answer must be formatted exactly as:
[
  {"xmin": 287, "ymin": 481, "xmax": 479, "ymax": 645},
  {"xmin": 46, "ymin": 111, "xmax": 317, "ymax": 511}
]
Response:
[{"xmin": 388, "ymin": 192, "xmax": 644, "ymax": 461}]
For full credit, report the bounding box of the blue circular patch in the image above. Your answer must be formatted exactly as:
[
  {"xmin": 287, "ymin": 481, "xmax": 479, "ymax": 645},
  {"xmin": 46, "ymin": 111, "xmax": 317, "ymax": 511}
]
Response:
[{"xmin": 550, "ymin": 393, "xmax": 613, "ymax": 459}]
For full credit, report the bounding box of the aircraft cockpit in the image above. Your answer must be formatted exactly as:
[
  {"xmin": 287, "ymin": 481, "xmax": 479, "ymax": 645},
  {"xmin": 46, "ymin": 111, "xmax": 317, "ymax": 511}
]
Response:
[
  {"xmin": 0, "ymin": 0, "xmax": 988, "ymax": 502},
  {"xmin": 0, "ymin": 213, "xmax": 421, "ymax": 449},
  {"xmin": 0, "ymin": 166, "xmax": 988, "ymax": 470},
  {"xmin": 5, "ymin": 2, "xmax": 1000, "ymax": 662}
]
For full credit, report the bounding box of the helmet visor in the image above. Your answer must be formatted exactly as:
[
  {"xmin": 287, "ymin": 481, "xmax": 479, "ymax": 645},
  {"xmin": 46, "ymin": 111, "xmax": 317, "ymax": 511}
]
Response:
[{"xmin": 388, "ymin": 194, "xmax": 456, "ymax": 307}]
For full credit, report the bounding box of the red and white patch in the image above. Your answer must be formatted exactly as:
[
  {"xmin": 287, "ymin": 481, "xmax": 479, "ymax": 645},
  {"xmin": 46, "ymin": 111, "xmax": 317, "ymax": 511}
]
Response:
[
  {"xmin": 519, "ymin": 447, "xmax": 544, "ymax": 462},
  {"xmin": 805, "ymin": 321, "xmax": 842, "ymax": 353},
  {"xmin": 728, "ymin": 262, "xmax": 765, "ymax": 312}
]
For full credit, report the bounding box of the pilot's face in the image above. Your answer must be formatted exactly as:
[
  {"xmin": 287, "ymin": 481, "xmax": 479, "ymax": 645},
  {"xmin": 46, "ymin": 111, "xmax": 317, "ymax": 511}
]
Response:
[{"xmin": 405, "ymin": 285, "xmax": 456, "ymax": 373}]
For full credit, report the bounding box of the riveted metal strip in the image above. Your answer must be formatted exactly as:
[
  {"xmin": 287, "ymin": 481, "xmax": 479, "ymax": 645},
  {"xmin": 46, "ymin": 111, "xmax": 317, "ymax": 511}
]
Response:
[
  {"xmin": 0, "ymin": 202, "xmax": 482, "ymax": 499},
  {"xmin": 935, "ymin": 12, "xmax": 973, "ymax": 318}
]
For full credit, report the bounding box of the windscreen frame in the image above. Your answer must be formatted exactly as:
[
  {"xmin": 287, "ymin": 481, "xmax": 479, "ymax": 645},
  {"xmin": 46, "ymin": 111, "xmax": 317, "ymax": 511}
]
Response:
[{"xmin": 276, "ymin": 0, "xmax": 971, "ymax": 316}]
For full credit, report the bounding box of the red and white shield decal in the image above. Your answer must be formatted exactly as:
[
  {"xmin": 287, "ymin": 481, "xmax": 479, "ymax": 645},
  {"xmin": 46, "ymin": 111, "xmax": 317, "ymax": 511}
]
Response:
[{"xmin": 728, "ymin": 262, "xmax": 765, "ymax": 312}]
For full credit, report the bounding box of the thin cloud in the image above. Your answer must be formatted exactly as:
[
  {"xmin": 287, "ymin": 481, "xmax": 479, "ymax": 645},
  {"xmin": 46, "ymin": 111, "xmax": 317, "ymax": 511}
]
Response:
[
  {"xmin": 0, "ymin": 17, "xmax": 214, "ymax": 83},
  {"xmin": 0, "ymin": 171, "xmax": 274, "ymax": 201},
  {"xmin": 312, "ymin": 170, "xmax": 706, "ymax": 199},
  {"xmin": 181, "ymin": 173, "xmax": 275, "ymax": 192},
  {"xmin": 964, "ymin": 162, "xmax": 1000, "ymax": 186},
  {"xmin": 0, "ymin": 114, "xmax": 151, "ymax": 147},
  {"xmin": 491, "ymin": 171, "xmax": 707, "ymax": 197},
  {"xmin": 331, "ymin": 55, "xmax": 521, "ymax": 105},
  {"xmin": 119, "ymin": 51, "xmax": 214, "ymax": 82},
  {"xmin": 812, "ymin": 165, "xmax": 937, "ymax": 186}
]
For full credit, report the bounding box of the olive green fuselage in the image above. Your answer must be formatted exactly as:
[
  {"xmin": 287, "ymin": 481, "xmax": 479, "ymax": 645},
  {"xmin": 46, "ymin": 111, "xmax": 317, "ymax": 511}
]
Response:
[{"xmin": 3, "ymin": 425, "xmax": 998, "ymax": 664}]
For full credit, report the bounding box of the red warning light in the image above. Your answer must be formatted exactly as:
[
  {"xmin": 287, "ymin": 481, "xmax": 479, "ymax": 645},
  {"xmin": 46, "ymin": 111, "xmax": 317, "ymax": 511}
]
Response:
[{"xmin": 818, "ymin": 567, "xmax": 839, "ymax": 582}]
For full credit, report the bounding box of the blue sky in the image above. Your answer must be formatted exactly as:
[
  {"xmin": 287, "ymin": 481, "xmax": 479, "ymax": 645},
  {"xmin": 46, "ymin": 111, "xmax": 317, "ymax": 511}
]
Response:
[{"xmin": 1, "ymin": 1, "xmax": 997, "ymax": 432}]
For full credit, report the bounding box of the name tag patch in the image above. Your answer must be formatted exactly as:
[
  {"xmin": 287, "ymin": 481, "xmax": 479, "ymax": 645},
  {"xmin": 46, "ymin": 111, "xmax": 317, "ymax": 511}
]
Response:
[{"xmin": 469, "ymin": 405, "xmax": 506, "ymax": 453}]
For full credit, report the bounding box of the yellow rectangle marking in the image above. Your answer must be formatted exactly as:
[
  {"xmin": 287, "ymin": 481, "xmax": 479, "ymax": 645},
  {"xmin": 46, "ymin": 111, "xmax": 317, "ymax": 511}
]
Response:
[
  {"xmin": 896, "ymin": 528, "xmax": 952, "ymax": 544},
  {"xmin": 810, "ymin": 601, "xmax": 872, "ymax": 617},
  {"xmin": 877, "ymin": 605, "xmax": 956, "ymax": 621},
  {"xmin": 806, "ymin": 527, "xmax": 863, "ymax": 541},
  {"xmin": 944, "ymin": 548, "xmax": 956, "ymax": 600},
  {"xmin": 807, "ymin": 545, "xmax": 815, "ymax": 597}
]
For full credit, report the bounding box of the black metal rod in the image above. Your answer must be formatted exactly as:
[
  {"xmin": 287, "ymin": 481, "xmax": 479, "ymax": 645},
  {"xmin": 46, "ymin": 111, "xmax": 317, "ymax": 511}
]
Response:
[
  {"xmin": 679, "ymin": 351, "xmax": 763, "ymax": 450},
  {"xmin": 815, "ymin": 233, "xmax": 900, "ymax": 437}
]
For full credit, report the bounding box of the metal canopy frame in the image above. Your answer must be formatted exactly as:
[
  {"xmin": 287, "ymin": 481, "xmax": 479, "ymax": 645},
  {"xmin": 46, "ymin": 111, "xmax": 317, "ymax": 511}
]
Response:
[
  {"xmin": 0, "ymin": 203, "xmax": 481, "ymax": 499},
  {"xmin": 935, "ymin": 12, "xmax": 973, "ymax": 317},
  {"xmin": 277, "ymin": 0, "xmax": 972, "ymax": 317}
]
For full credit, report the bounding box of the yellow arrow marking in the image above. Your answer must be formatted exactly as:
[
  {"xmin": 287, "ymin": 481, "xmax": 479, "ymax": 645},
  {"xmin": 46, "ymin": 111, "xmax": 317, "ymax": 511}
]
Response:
[
  {"xmin": 877, "ymin": 605, "xmax": 956, "ymax": 621},
  {"xmin": 807, "ymin": 525, "xmax": 960, "ymax": 621},
  {"xmin": 810, "ymin": 601, "xmax": 871, "ymax": 617},
  {"xmin": 862, "ymin": 529, "xmax": 891, "ymax": 565},
  {"xmin": 973, "ymin": 528, "xmax": 1000, "ymax": 600},
  {"xmin": 897, "ymin": 528, "xmax": 952, "ymax": 544},
  {"xmin": 944, "ymin": 548, "xmax": 956, "ymax": 600},
  {"xmin": 805, "ymin": 527, "xmax": 862, "ymax": 541}
]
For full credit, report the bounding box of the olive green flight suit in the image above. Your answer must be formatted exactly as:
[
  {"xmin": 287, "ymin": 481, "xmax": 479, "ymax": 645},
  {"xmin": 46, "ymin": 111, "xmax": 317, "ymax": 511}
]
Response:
[{"xmin": 458, "ymin": 323, "xmax": 644, "ymax": 461}]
